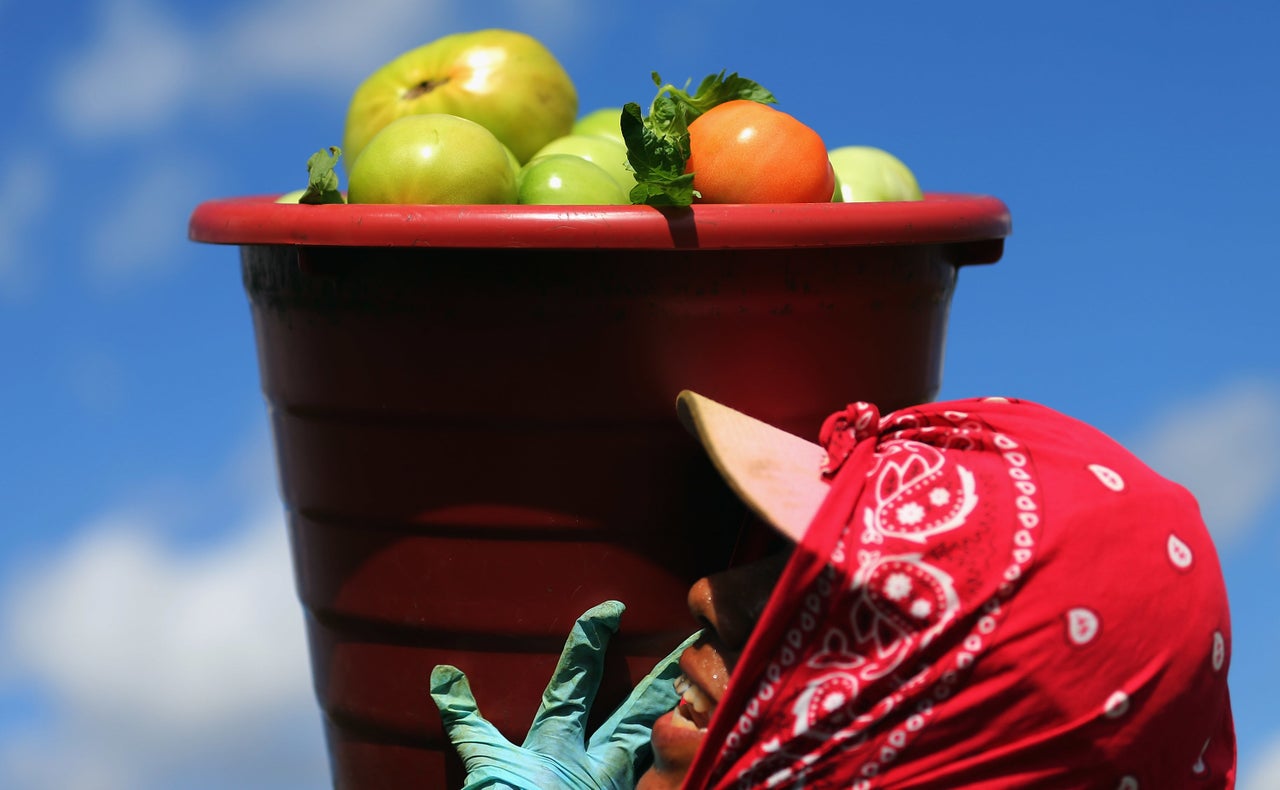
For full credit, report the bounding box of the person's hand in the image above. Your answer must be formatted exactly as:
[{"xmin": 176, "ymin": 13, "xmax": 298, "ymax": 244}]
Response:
[{"xmin": 430, "ymin": 601, "xmax": 700, "ymax": 790}]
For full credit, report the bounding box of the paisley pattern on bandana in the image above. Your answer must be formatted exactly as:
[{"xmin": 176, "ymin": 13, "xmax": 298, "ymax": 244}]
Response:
[{"xmin": 684, "ymin": 398, "xmax": 1236, "ymax": 790}]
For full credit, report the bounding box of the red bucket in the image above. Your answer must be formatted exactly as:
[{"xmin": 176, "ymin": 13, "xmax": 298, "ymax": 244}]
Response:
[{"xmin": 188, "ymin": 196, "xmax": 1010, "ymax": 788}]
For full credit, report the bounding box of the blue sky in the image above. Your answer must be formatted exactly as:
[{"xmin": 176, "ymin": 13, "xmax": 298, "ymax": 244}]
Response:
[{"xmin": 1, "ymin": 1, "xmax": 1278, "ymax": 787}]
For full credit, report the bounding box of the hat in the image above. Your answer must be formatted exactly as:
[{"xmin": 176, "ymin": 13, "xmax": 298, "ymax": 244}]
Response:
[{"xmin": 676, "ymin": 390, "xmax": 831, "ymax": 544}]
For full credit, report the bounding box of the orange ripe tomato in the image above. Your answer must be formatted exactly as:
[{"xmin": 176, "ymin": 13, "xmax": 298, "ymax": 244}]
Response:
[{"xmin": 685, "ymin": 100, "xmax": 835, "ymax": 203}]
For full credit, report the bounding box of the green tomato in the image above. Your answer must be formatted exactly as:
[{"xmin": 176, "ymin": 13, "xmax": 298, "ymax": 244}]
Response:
[
  {"xmin": 500, "ymin": 143, "xmax": 521, "ymax": 179},
  {"xmin": 517, "ymin": 154, "xmax": 628, "ymax": 205},
  {"xmin": 828, "ymin": 146, "xmax": 923, "ymax": 202},
  {"xmin": 275, "ymin": 189, "xmax": 306, "ymax": 204},
  {"xmin": 571, "ymin": 107, "xmax": 626, "ymax": 144},
  {"xmin": 347, "ymin": 114, "xmax": 518, "ymax": 204},
  {"xmin": 343, "ymin": 28, "xmax": 578, "ymax": 169},
  {"xmin": 528, "ymin": 133, "xmax": 636, "ymax": 192}
]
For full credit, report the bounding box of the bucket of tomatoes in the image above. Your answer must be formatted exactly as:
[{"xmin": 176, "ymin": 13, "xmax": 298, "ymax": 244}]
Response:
[{"xmin": 188, "ymin": 27, "xmax": 1010, "ymax": 790}]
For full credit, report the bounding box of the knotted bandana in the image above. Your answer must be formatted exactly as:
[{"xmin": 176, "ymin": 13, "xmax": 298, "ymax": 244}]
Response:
[{"xmin": 684, "ymin": 397, "xmax": 1235, "ymax": 789}]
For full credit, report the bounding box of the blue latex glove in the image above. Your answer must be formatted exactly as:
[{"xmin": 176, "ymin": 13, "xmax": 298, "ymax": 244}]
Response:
[{"xmin": 430, "ymin": 600, "xmax": 700, "ymax": 790}]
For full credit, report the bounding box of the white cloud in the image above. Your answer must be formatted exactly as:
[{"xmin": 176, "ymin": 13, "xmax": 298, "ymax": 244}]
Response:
[
  {"xmin": 83, "ymin": 153, "xmax": 215, "ymax": 288},
  {"xmin": 51, "ymin": 0, "xmax": 197, "ymax": 140},
  {"xmin": 1243, "ymin": 730, "xmax": 1280, "ymax": 790},
  {"xmin": 52, "ymin": 0, "xmax": 459, "ymax": 140},
  {"xmin": 214, "ymin": 0, "xmax": 462, "ymax": 92},
  {"xmin": 56, "ymin": 0, "xmax": 466, "ymax": 288},
  {"xmin": 1131, "ymin": 377, "xmax": 1280, "ymax": 546},
  {"xmin": 0, "ymin": 476, "xmax": 327, "ymax": 788},
  {"xmin": 0, "ymin": 153, "xmax": 53, "ymax": 301},
  {"xmin": 5, "ymin": 513, "xmax": 308, "ymax": 727},
  {"xmin": 51, "ymin": 0, "xmax": 603, "ymax": 142}
]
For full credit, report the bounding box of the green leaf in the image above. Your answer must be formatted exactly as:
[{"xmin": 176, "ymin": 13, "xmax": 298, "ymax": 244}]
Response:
[
  {"xmin": 622, "ymin": 72, "xmax": 774, "ymax": 207},
  {"xmin": 299, "ymin": 146, "xmax": 345, "ymax": 204},
  {"xmin": 669, "ymin": 71, "xmax": 776, "ymax": 116},
  {"xmin": 621, "ymin": 102, "xmax": 696, "ymax": 207}
]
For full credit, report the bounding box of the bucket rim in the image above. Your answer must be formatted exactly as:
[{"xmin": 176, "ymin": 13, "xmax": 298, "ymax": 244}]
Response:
[{"xmin": 188, "ymin": 193, "xmax": 1010, "ymax": 252}]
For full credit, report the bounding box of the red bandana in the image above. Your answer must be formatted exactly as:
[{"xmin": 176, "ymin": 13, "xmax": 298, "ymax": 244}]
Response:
[{"xmin": 684, "ymin": 397, "xmax": 1235, "ymax": 789}]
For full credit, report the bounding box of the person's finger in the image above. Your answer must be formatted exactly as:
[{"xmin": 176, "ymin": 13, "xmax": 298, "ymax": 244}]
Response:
[
  {"xmin": 588, "ymin": 629, "xmax": 703, "ymax": 764},
  {"xmin": 429, "ymin": 664, "xmax": 510, "ymax": 763},
  {"xmin": 524, "ymin": 600, "xmax": 624, "ymax": 749}
]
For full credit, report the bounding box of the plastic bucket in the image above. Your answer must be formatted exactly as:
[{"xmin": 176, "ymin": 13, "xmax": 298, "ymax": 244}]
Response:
[{"xmin": 188, "ymin": 196, "xmax": 1010, "ymax": 788}]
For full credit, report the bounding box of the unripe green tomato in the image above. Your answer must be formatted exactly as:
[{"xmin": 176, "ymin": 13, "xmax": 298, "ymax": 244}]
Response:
[
  {"xmin": 828, "ymin": 146, "xmax": 923, "ymax": 202},
  {"xmin": 571, "ymin": 107, "xmax": 626, "ymax": 144},
  {"xmin": 347, "ymin": 114, "xmax": 518, "ymax": 204},
  {"xmin": 517, "ymin": 154, "xmax": 629, "ymax": 205},
  {"xmin": 342, "ymin": 28, "xmax": 578, "ymax": 168},
  {"xmin": 528, "ymin": 133, "xmax": 636, "ymax": 192}
]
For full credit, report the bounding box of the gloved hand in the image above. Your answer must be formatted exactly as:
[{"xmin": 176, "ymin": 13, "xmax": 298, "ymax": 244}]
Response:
[{"xmin": 430, "ymin": 600, "xmax": 700, "ymax": 790}]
